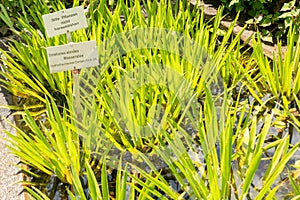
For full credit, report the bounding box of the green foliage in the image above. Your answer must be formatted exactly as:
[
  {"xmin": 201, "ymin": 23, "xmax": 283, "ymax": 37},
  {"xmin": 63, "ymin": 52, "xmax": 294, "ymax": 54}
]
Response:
[
  {"xmin": 221, "ymin": 0, "xmax": 300, "ymax": 43},
  {"xmin": 0, "ymin": 0, "xmax": 28, "ymax": 36},
  {"xmin": 0, "ymin": 0, "xmax": 300, "ymax": 199},
  {"xmin": 0, "ymin": 0, "xmax": 86, "ymax": 36}
]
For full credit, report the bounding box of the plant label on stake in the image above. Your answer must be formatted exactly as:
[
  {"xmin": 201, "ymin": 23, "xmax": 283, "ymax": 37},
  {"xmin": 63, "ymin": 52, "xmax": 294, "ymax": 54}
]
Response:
[
  {"xmin": 43, "ymin": 6, "xmax": 99, "ymax": 121},
  {"xmin": 42, "ymin": 6, "xmax": 87, "ymax": 38},
  {"xmin": 46, "ymin": 40, "xmax": 98, "ymax": 73}
]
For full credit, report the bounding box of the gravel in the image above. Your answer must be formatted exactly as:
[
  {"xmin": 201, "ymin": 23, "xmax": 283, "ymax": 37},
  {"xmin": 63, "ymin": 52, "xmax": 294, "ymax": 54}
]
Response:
[{"xmin": 0, "ymin": 86, "xmax": 25, "ymax": 200}]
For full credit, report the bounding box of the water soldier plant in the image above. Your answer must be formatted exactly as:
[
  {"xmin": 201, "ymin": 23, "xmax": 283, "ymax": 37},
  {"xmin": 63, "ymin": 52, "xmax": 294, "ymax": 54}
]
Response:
[{"xmin": 0, "ymin": 0, "xmax": 299, "ymax": 199}]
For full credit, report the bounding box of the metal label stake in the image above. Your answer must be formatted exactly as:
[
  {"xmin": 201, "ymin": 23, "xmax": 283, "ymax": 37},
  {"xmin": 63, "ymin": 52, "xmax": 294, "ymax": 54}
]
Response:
[{"xmin": 66, "ymin": 30, "xmax": 82, "ymax": 121}]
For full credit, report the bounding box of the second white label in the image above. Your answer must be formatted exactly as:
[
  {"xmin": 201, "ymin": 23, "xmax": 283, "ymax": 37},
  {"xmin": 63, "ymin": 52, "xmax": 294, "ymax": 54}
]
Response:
[{"xmin": 46, "ymin": 40, "xmax": 99, "ymax": 73}]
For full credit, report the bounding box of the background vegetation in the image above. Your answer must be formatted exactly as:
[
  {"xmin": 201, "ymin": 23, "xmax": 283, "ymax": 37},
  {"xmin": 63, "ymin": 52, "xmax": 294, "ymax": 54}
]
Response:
[
  {"xmin": 1, "ymin": 0, "xmax": 299, "ymax": 43},
  {"xmin": 221, "ymin": 0, "xmax": 300, "ymax": 43}
]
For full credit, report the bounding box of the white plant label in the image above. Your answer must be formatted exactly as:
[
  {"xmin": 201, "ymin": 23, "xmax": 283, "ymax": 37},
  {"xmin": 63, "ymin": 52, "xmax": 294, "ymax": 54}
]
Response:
[
  {"xmin": 42, "ymin": 6, "xmax": 87, "ymax": 37},
  {"xmin": 46, "ymin": 40, "xmax": 99, "ymax": 73}
]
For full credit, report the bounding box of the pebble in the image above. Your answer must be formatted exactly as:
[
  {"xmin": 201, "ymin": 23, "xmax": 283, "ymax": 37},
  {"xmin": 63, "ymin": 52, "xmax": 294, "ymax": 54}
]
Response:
[{"xmin": 0, "ymin": 84, "xmax": 25, "ymax": 200}]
